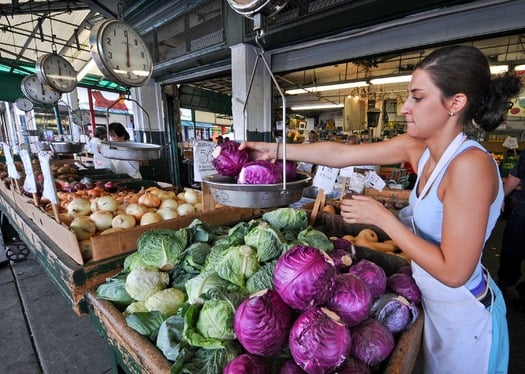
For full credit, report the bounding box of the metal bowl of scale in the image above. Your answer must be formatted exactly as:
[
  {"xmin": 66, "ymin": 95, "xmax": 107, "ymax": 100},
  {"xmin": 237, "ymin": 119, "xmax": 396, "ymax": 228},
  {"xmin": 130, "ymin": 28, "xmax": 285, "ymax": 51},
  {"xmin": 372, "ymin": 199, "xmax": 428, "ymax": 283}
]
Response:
[{"xmin": 203, "ymin": 172, "xmax": 312, "ymax": 208}]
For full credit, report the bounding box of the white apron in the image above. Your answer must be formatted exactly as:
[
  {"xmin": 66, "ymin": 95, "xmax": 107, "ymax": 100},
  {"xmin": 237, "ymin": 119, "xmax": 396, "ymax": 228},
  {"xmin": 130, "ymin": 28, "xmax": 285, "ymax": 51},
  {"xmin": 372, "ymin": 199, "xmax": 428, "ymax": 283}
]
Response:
[
  {"xmin": 400, "ymin": 132, "xmax": 493, "ymax": 373},
  {"xmin": 412, "ymin": 263, "xmax": 492, "ymax": 373}
]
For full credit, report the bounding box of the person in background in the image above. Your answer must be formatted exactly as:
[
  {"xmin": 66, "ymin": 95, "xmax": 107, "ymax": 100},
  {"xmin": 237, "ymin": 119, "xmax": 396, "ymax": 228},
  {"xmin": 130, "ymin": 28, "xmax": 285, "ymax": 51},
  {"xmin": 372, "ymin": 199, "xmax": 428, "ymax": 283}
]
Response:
[
  {"xmin": 497, "ymin": 150, "xmax": 525, "ymax": 311},
  {"xmin": 108, "ymin": 122, "xmax": 142, "ymax": 179},
  {"xmin": 240, "ymin": 45, "xmax": 522, "ymax": 373},
  {"xmin": 217, "ymin": 135, "xmax": 224, "ymax": 144},
  {"xmin": 89, "ymin": 126, "xmax": 111, "ymax": 170},
  {"xmin": 346, "ymin": 134, "xmax": 361, "ymax": 145}
]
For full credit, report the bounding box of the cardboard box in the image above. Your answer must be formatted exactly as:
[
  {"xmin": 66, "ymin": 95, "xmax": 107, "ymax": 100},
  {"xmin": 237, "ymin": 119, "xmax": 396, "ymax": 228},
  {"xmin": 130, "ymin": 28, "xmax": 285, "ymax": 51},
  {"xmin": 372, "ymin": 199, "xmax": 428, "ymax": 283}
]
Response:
[{"xmin": 25, "ymin": 202, "xmax": 257, "ymax": 265}]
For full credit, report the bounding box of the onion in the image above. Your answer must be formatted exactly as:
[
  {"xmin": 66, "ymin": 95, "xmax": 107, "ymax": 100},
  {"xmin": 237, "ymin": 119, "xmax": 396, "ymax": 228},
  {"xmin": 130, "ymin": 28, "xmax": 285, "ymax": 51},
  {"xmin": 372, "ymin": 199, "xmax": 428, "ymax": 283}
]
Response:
[
  {"xmin": 89, "ymin": 210, "xmax": 114, "ymax": 231},
  {"xmin": 176, "ymin": 203, "xmax": 196, "ymax": 217},
  {"xmin": 112, "ymin": 213, "xmax": 136, "ymax": 229},
  {"xmin": 95, "ymin": 196, "xmax": 118, "ymax": 212},
  {"xmin": 125, "ymin": 203, "xmax": 148, "ymax": 221},
  {"xmin": 138, "ymin": 192, "xmax": 161, "ymax": 208},
  {"xmin": 159, "ymin": 198, "xmax": 178, "ymax": 210},
  {"xmin": 183, "ymin": 189, "xmax": 200, "ymax": 205},
  {"xmin": 67, "ymin": 198, "xmax": 92, "ymax": 217},
  {"xmin": 70, "ymin": 216, "xmax": 97, "ymax": 240},
  {"xmin": 156, "ymin": 207, "xmax": 178, "ymax": 221},
  {"xmin": 140, "ymin": 212, "xmax": 163, "ymax": 225}
]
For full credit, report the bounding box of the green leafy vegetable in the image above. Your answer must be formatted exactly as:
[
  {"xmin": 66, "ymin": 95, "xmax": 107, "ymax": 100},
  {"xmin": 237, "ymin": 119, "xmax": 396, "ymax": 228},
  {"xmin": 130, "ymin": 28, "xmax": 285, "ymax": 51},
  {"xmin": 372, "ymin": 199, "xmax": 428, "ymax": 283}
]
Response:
[
  {"xmin": 262, "ymin": 208, "xmax": 308, "ymax": 232},
  {"xmin": 125, "ymin": 311, "xmax": 168, "ymax": 341},
  {"xmin": 185, "ymin": 272, "xmax": 237, "ymax": 305},
  {"xmin": 137, "ymin": 228, "xmax": 189, "ymax": 271},
  {"xmin": 244, "ymin": 221, "xmax": 285, "ymax": 262},
  {"xmin": 125, "ymin": 267, "xmax": 170, "ymax": 301},
  {"xmin": 297, "ymin": 227, "xmax": 334, "ymax": 253},
  {"xmin": 96, "ymin": 277, "xmax": 134, "ymax": 306},
  {"xmin": 215, "ymin": 245, "xmax": 260, "ymax": 287},
  {"xmin": 123, "ymin": 251, "xmax": 149, "ymax": 272},
  {"xmin": 145, "ymin": 288, "xmax": 186, "ymax": 315}
]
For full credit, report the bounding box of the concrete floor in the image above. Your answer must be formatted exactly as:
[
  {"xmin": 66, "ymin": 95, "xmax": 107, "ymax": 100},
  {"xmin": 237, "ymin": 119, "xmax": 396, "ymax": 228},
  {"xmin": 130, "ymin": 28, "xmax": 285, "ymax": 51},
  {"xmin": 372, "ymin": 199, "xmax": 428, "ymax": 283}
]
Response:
[{"xmin": 0, "ymin": 217, "xmax": 524, "ymax": 374}]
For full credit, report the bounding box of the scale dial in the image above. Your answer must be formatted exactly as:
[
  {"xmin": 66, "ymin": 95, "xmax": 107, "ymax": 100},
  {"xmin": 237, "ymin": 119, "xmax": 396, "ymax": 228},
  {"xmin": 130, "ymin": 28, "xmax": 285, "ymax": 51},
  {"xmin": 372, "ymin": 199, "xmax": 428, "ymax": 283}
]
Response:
[
  {"xmin": 15, "ymin": 97, "xmax": 34, "ymax": 112},
  {"xmin": 36, "ymin": 53, "xmax": 77, "ymax": 93},
  {"xmin": 21, "ymin": 74, "xmax": 61, "ymax": 105},
  {"xmin": 90, "ymin": 19, "xmax": 153, "ymax": 87}
]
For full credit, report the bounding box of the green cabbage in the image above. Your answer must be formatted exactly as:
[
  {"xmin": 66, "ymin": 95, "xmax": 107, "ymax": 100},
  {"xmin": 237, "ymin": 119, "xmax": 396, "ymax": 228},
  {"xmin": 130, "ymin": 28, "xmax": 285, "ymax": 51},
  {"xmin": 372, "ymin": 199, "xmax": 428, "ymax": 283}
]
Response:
[
  {"xmin": 125, "ymin": 267, "xmax": 170, "ymax": 301},
  {"xmin": 196, "ymin": 299, "xmax": 236, "ymax": 340},
  {"xmin": 215, "ymin": 245, "xmax": 260, "ymax": 287},
  {"xmin": 123, "ymin": 251, "xmax": 149, "ymax": 272},
  {"xmin": 124, "ymin": 301, "xmax": 148, "ymax": 316},
  {"xmin": 137, "ymin": 228, "xmax": 189, "ymax": 271},
  {"xmin": 244, "ymin": 221, "xmax": 285, "ymax": 262},
  {"xmin": 297, "ymin": 227, "xmax": 334, "ymax": 253},
  {"xmin": 262, "ymin": 208, "xmax": 308, "ymax": 232},
  {"xmin": 145, "ymin": 288, "xmax": 186, "ymax": 315},
  {"xmin": 185, "ymin": 272, "xmax": 237, "ymax": 305},
  {"xmin": 96, "ymin": 276, "xmax": 134, "ymax": 306}
]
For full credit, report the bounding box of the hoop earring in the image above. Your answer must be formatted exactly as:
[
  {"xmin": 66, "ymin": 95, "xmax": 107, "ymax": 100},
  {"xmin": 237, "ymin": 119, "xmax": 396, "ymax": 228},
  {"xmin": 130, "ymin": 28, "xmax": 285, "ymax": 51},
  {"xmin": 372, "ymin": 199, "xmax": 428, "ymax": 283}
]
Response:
[{"xmin": 449, "ymin": 111, "xmax": 455, "ymax": 117}]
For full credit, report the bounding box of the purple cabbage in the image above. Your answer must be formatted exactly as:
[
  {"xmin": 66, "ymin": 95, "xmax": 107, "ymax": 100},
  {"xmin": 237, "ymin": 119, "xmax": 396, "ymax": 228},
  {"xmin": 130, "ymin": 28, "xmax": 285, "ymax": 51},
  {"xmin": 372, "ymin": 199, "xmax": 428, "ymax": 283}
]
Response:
[
  {"xmin": 325, "ymin": 273, "xmax": 373, "ymax": 327},
  {"xmin": 289, "ymin": 307, "xmax": 351, "ymax": 374},
  {"xmin": 273, "ymin": 245, "xmax": 336, "ymax": 310},
  {"xmin": 211, "ymin": 140, "xmax": 249, "ymax": 176},
  {"xmin": 349, "ymin": 318, "xmax": 395, "ymax": 367},
  {"xmin": 370, "ymin": 293, "xmax": 419, "ymax": 333},
  {"xmin": 224, "ymin": 353, "xmax": 271, "ymax": 374},
  {"xmin": 275, "ymin": 160, "xmax": 298, "ymax": 181},
  {"xmin": 279, "ymin": 359, "xmax": 305, "ymax": 374},
  {"xmin": 387, "ymin": 273, "xmax": 421, "ymax": 305},
  {"xmin": 234, "ymin": 289, "xmax": 293, "ymax": 356},
  {"xmin": 238, "ymin": 160, "xmax": 282, "ymax": 184},
  {"xmin": 348, "ymin": 259, "xmax": 387, "ymax": 298},
  {"xmin": 338, "ymin": 357, "xmax": 372, "ymax": 374},
  {"xmin": 330, "ymin": 249, "xmax": 354, "ymax": 273}
]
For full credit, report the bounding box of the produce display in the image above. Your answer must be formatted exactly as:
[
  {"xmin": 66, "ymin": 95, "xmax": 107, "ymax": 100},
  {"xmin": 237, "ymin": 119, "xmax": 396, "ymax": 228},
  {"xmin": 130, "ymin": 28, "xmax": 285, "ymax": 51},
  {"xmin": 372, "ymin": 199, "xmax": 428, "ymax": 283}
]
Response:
[{"xmin": 95, "ymin": 207, "xmax": 421, "ymax": 373}]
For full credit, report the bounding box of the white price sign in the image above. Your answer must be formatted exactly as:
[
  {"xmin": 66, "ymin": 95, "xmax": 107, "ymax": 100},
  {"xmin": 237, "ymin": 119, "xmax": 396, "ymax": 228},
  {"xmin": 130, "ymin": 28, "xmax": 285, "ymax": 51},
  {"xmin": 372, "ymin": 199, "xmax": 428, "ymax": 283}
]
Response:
[
  {"xmin": 2, "ymin": 142, "xmax": 20, "ymax": 179},
  {"xmin": 193, "ymin": 141, "xmax": 217, "ymax": 182},
  {"xmin": 313, "ymin": 165, "xmax": 340, "ymax": 193},
  {"xmin": 20, "ymin": 149, "xmax": 37, "ymax": 193},
  {"xmin": 37, "ymin": 151, "xmax": 58, "ymax": 204}
]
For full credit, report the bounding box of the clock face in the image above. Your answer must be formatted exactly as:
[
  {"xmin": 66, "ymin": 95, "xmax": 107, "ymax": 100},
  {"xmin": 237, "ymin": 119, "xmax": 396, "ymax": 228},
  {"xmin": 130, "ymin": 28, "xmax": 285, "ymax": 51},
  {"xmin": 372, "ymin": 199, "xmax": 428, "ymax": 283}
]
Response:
[
  {"xmin": 90, "ymin": 19, "xmax": 153, "ymax": 87},
  {"xmin": 36, "ymin": 53, "xmax": 77, "ymax": 93},
  {"xmin": 15, "ymin": 97, "xmax": 34, "ymax": 112},
  {"xmin": 21, "ymin": 74, "xmax": 61, "ymax": 105}
]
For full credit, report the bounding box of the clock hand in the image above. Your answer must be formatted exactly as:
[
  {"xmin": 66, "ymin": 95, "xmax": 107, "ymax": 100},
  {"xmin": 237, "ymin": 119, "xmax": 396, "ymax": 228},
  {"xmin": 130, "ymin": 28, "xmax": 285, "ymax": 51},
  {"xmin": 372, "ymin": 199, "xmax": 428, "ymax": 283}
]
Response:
[{"xmin": 126, "ymin": 33, "xmax": 131, "ymax": 68}]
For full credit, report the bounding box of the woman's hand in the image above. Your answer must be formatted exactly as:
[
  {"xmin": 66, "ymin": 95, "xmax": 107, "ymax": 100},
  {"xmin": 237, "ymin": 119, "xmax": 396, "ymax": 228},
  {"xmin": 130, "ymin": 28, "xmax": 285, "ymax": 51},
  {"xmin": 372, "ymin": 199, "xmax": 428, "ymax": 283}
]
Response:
[
  {"xmin": 239, "ymin": 141, "xmax": 278, "ymax": 161},
  {"xmin": 339, "ymin": 194, "xmax": 393, "ymax": 226}
]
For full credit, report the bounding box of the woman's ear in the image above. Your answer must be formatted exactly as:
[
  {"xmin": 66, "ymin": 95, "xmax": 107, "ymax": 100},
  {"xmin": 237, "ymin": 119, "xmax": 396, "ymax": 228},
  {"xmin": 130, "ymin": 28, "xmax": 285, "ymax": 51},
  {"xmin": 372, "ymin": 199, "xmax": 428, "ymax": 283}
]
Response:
[{"xmin": 448, "ymin": 93, "xmax": 467, "ymax": 114}]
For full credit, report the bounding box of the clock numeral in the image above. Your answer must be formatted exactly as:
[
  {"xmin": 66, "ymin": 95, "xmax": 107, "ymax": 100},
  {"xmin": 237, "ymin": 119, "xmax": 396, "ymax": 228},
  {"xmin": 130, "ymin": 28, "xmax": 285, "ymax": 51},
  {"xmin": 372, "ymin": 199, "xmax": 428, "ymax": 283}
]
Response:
[
  {"xmin": 108, "ymin": 51, "xmax": 113, "ymax": 59},
  {"xmin": 134, "ymin": 39, "xmax": 138, "ymax": 46},
  {"xmin": 124, "ymin": 30, "xmax": 128, "ymax": 38},
  {"xmin": 106, "ymin": 36, "xmax": 112, "ymax": 46},
  {"xmin": 141, "ymin": 51, "xmax": 145, "ymax": 58}
]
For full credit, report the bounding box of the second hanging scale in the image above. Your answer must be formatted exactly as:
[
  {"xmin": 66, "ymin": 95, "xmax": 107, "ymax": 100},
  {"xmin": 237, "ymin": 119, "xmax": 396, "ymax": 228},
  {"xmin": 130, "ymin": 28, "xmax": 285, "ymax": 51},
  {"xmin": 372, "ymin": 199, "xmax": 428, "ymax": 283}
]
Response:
[{"xmin": 89, "ymin": 18, "xmax": 161, "ymax": 161}]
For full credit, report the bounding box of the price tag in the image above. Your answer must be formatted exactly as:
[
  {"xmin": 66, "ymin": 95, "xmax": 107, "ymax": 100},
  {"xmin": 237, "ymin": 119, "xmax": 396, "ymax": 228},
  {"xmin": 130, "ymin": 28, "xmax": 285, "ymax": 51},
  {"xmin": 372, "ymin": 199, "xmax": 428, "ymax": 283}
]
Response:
[
  {"xmin": 2, "ymin": 143, "xmax": 20, "ymax": 179},
  {"xmin": 37, "ymin": 151, "xmax": 58, "ymax": 204},
  {"xmin": 312, "ymin": 165, "xmax": 340, "ymax": 193},
  {"xmin": 502, "ymin": 136, "xmax": 519, "ymax": 149},
  {"xmin": 20, "ymin": 149, "xmax": 37, "ymax": 193},
  {"xmin": 193, "ymin": 141, "xmax": 217, "ymax": 182},
  {"xmin": 364, "ymin": 170, "xmax": 386, "ymax": 191}
]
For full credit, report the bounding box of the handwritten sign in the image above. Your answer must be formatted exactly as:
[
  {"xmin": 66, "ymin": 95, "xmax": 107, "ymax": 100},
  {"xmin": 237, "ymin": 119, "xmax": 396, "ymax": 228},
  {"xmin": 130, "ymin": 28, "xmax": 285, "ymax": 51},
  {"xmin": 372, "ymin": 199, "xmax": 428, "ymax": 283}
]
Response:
[
  {"xmin": 193, "ymin": 141, "xmax": 217, "ymax": 182},
  {"xmin": 20, "ymin": 149, "xmax": 37, "ymax": 193},
  {"xmin": 37, "ymin": 151, "xmax": 58, "ymax": 204},
  {"xmin": 2, "ymin": 143, "xmax": 20, "ymax": 179},
  {"xmin": 364, "ymin": 170, "xmax": 386, "ymax": 191},
  {"xmin": 502, "ymin": 136, "xmax": 519, "ymax": 150},
  {"xmin": 312, "ymin": 165, "xmax": 340, "ymax": 193}
]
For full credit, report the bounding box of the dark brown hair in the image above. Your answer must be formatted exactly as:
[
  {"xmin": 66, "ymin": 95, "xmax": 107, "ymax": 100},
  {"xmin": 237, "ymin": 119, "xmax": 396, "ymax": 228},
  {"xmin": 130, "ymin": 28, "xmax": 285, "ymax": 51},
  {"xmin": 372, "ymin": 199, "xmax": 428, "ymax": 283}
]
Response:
[
  {"xmin": 108, "ymin": 122, "xmax": 130, "ymax": 141},
  {"xmin": 415, "ymin": 45, "xmax": 522, "ymax": 132}
]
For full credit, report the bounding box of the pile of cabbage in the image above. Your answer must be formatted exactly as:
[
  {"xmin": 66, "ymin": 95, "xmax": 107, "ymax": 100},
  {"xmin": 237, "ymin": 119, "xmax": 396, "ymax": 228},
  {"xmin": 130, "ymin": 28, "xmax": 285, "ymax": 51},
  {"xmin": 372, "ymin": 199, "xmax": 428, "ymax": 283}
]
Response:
[
  {"xmin": 95, "ymin": 207, "xmax": 421, "ymax": 374},
  {"xmin": 211, "ymin": 140, "xmax": 298, "ymax": 184}
]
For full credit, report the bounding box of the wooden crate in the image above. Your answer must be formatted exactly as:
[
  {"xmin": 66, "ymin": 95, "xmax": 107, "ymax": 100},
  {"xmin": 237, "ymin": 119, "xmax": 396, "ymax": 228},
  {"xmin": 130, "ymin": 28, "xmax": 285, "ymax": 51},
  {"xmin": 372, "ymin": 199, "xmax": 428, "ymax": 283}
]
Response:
[{"xmin": 87, "ymin": 210, "xmax": 423, "ymax": 373}]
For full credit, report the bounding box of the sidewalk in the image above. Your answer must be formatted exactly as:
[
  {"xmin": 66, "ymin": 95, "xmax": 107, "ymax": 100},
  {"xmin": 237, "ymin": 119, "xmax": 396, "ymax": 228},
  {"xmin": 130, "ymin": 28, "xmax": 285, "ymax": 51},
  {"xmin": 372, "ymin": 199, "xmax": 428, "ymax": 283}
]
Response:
[{"xmin": 0, "ymin": 246, "xmax": 112, "ymax": 373}]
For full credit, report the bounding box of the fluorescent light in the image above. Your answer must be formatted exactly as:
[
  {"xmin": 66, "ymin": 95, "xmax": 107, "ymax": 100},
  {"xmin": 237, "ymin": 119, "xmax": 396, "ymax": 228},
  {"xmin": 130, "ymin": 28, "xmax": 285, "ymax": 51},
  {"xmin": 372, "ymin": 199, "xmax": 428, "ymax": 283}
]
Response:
[
  {"xmin": 514, "ymin": 64, "xmax": 525, "ymax": 71},
  {"xmin": 490, "ymin": 65, "xmax": 508, "ymax": 74},
  {"xmin": 370, "ymin": 75, "xmax": 412, "ymax": 85},
  {"xmin": 286, "ymin": 81, "xmax": 369, "ymax": 95},
  {"xmin": 291, "ymin": 103, "xmax": 344, "ymax": 110}
]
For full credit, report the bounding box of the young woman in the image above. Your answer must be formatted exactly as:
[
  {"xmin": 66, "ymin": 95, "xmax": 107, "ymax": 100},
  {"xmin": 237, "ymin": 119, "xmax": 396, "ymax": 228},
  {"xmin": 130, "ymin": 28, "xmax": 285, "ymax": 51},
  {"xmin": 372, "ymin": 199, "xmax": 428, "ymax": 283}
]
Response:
[{"xmin": 240, "ymin": 45, "xmax": 522, "ymax": 373}]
